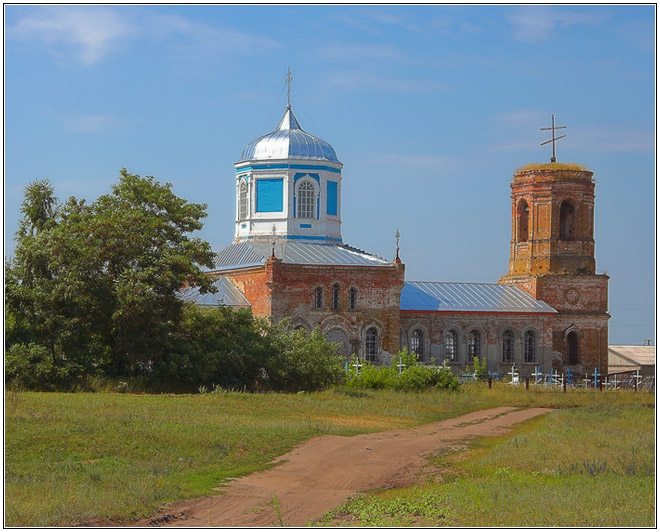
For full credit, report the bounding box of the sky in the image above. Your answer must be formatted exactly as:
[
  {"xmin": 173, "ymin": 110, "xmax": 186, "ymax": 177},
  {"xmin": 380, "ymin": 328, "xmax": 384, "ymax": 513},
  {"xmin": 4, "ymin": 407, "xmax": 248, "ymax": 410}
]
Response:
[{"xmin": 4, "ymin": 4, "xmax": 656, "ymax": 345}]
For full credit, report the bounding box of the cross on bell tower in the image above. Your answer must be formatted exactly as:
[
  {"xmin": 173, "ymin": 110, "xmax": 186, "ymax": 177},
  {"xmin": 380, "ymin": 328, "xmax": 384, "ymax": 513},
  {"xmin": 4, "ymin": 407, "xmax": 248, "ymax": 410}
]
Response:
[{"xmin": 540, "ymin": 115, "xmax": 567, "ymax": 163}]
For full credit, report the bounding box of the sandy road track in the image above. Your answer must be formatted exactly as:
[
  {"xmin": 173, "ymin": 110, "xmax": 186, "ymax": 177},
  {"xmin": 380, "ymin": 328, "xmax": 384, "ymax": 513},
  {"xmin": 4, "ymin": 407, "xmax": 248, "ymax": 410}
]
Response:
[{"xmin": 139, "ymin": 406, "xmax": 552, "ymax": 527}]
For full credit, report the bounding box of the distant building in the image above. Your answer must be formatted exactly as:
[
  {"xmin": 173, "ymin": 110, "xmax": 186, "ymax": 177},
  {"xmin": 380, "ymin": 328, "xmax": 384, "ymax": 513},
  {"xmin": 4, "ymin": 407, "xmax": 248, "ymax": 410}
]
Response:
[
  {"xmin": 199, "ymin": 102, "xmax": 610, "ymax": 376},
  {"xmin": 608, "ymin": 345, "xmax": 655, "ymax": 377}
]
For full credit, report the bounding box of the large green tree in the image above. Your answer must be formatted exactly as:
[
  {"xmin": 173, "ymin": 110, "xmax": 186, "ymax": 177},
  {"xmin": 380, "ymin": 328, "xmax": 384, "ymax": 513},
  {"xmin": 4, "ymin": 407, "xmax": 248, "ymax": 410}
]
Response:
[{"xmin": 6, "ymin": 170, "xmax": 216, "ymax": 384}]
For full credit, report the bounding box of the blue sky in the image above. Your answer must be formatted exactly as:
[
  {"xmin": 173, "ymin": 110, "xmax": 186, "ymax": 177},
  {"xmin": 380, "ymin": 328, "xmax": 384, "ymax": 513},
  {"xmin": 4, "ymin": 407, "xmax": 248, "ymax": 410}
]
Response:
[{"xmin": 4, "ymin": 5, "xmax": 655, "ymax": 344}]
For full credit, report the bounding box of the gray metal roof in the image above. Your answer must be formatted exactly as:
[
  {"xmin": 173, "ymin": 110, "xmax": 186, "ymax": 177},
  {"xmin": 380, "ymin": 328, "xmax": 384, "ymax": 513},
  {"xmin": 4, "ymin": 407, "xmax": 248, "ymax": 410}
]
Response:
[
  {"xmin": 401, "ymin": 281, "xmax": 557, "ymax": 313},
  {"xmin": 178, "ymin": 276, "xmax": 250, "ymax": 309},
  {"xmin": 608, "ymin": 345, "xmax": 655, "ymax": 367},
  {"xmin": 238, "ymin": 106, "xmax": 340, "ymax": 164},
  {"xmin": 213, "ymin": 240, "xmax": 392, "ymax": 270}
]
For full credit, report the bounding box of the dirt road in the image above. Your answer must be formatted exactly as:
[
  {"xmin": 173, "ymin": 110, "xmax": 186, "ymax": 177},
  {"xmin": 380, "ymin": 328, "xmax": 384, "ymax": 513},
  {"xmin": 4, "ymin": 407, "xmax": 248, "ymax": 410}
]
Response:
[{"xmin": 140, "ymin": 406, "xmax": 552, "ymax": 527}]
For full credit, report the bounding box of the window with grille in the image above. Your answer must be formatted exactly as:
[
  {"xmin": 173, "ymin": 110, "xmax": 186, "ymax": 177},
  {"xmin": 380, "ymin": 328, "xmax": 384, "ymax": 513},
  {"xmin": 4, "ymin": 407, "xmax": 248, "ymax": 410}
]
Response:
[
  {"xmin": 444, "ymin": 330, "xmax": 458, "ymax": 362},
  {"xmin": 468, "ymin": 330, "xmax": 481, "ymax": 361},
  {"xmin": 365, "ymin": 328, "xmax": 378, "ymax": 362},
  {"xmin": 239, "ymin": 180, "xmax": 248, "ymax": 220},
  {"xmin": 332, "ymin": 283, "xmax": 340, "ymax": 310},
  {"xmin": 411, "ymin": 329, "xmax": 424, "ymax": 359},
  {"xmin": 502, "ymin": 330, "xmax": 514, "ymax": 363},
  {"xmin": 524, "ymin": 330, "xmax": 536, "ymax": 363},
  {"xmin": 314, "ymin": 287, "xmax": 323, "ymax": 309},
  {"xmin": 348, "ymin": 287, "xmax": 358, "ymax": 310},
  {"xmin": 297, "ymin": 181, "xmax": 315, "ymax": 219}
]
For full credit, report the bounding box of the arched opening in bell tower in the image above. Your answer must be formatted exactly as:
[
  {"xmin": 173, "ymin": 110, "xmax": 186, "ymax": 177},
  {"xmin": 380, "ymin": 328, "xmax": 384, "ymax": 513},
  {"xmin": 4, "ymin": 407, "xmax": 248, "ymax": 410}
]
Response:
[
  {"xmin": 517, "ymin": 199, "xmax": 529, "ymax": 241},
  {"xmin": 559, "ymin": 201, "xmax": 576, "ymax": 240}
]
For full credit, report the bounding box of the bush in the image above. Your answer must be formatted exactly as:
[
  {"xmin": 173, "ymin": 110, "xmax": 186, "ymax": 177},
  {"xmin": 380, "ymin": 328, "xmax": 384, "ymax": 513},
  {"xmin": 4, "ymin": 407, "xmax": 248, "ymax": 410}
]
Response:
[
  {"xmin": 347, "ymin": 349, "xmax": 460, "ymax": 392},
  {"xmin": 265, "ymin": 322, "xmax": 347, "ymax": 392},
  {"xmin": 5, "ymin": 343, "xmax": 65, "ymax": 389}
]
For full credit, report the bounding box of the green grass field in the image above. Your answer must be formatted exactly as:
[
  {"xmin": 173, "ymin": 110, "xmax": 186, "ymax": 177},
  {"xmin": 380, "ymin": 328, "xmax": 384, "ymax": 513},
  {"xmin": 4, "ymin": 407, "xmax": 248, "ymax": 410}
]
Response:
[{"xmin": 4, "ymin": 384, "xmax": 655, "ymax": 527}]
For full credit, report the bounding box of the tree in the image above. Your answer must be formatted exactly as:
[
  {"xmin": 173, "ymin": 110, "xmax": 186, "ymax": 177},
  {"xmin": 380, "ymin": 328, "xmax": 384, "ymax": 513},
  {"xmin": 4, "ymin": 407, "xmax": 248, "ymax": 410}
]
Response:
[
  {"xmin": 265, "ymin": 321, "xmax": 347, "ymax": 392},
  {"xmin": 5, "ymin": 170, "xmax": 216, "ymax": 385}
]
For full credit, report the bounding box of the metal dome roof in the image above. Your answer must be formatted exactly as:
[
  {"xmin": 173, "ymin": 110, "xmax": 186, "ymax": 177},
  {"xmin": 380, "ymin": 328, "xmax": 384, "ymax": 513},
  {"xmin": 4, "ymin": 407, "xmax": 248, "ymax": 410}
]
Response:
[{"xmin": 239, "ymin": 106, "xmax": 340, "ymax": 164}]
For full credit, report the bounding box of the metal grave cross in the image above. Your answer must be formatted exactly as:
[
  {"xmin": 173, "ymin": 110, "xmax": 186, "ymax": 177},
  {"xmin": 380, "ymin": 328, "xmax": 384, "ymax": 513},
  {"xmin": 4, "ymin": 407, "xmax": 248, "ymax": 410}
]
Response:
[
  {"xmin": 509, "ymin": 364, "xmax": 519, "ymax": 385},
  {"xmin": 540, "ymin": 115, "xmax": 567, "ymax": 163},
  {"xmin": 352, "ymin": 359, "xmax": 363, "ymax": 376},
  {"xmin": 565, "ymin": 368, "xmax": 573, "ymax": 386},
  {"xmin": 532, "ymin": 366, "xmax": 543, "ymax": 385},
  {"xmin": 396, "ymin": 356, "xmax": 406, "ymax": 375},
  {"xmin": 592, "ymin": 368, "xmax": 601, "ymax": 389}
]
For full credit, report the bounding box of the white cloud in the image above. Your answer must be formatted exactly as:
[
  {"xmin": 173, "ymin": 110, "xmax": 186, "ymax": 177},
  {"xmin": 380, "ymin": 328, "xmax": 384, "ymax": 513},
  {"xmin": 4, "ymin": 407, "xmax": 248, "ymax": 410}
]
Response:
[
  {"xmin": 8, "ymin": 6, "xmax": 280, "ymax": 66},
  {"xmin": 11, "ymin": 6, "xmax": 132, "ymax": 65},
  {"xmin": 508, "ymin": 6, "xmax": 607, "ymax": 42}
]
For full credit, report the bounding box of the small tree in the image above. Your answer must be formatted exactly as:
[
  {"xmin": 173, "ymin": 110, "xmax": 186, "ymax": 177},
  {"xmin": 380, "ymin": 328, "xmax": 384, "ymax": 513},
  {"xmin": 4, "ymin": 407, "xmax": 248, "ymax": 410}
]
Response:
[
  {"xmin": 472, "ymin": 356, "xmax": 488, "ymax": 380},
  {"xmin": 265, "ymin": 321, "xmax": 346, "ymax": 392}
]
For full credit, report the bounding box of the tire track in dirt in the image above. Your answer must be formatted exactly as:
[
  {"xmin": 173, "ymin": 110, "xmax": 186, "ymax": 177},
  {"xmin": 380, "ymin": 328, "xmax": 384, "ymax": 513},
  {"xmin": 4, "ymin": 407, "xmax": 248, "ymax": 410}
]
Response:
[{"xmin": 139, "ymin": 406, "xmax": 553, "ymax": 527}]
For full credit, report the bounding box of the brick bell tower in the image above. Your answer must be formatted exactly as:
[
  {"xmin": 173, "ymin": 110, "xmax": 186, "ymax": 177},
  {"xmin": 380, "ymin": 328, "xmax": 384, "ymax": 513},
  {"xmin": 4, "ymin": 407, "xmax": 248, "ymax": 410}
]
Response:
[{"xmin": 499, "ymin": 162, "xmax": 609, "ymax": 376}]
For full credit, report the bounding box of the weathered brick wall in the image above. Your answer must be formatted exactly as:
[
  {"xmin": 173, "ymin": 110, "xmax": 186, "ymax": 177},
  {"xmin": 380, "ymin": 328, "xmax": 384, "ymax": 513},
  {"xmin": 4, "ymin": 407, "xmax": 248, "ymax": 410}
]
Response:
[
  {"xmin": 400, "ymin": 311, "xmax": 555, "ymax": 375},
  {"xmin": 221, "ymin": 258, "xmax": 405, "ymax": 361}
]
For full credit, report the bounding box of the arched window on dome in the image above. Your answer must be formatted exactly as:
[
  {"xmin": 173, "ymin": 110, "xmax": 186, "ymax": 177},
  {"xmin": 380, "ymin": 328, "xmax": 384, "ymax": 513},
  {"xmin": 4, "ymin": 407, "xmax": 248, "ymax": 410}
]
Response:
[
  {"xmin": 297, "ymin": 181, "xmax": 315, "ymax": 219},
  {"xmin": 239, "ymin": 180, "xmax": 248, "ymax": 220}
]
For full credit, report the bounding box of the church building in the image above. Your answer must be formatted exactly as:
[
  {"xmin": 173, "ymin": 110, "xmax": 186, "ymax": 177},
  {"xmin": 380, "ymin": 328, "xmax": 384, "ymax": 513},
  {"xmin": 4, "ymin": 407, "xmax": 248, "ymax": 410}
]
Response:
[{"xmin": 202, "ymin": 101, "xmax": 609, "ymax": 377}]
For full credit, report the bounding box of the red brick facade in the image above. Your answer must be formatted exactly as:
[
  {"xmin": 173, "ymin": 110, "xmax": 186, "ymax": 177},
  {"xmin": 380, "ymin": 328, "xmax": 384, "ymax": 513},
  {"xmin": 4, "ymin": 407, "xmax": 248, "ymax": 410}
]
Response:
[{"xmin": 221, "ymin": 255, "xmax": 405, "ymax": 361}]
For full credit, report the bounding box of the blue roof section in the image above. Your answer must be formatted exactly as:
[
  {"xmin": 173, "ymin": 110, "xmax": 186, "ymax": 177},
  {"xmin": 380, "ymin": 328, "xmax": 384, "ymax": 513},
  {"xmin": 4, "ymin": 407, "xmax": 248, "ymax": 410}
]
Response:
[
  {"xmin": 401, "ymin": 281, "xmax": 557, "ymax": 314},
  {"xmin": 178, "ymin": 276, "xmax": 250, "ymax": 309},
  {"xmin": 212, "ymin": 240, "xmax": 391, "ymax": 270}
]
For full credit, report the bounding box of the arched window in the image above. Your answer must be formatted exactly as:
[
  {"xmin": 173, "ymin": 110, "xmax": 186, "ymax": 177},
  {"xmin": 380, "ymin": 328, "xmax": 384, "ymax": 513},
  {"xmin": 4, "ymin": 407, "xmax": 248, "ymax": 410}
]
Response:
[
  {"xmin": 468, "ymin": 330, "xmax": 481, "ymax": 361},
  {"xmin": 410, "ymin": 329, "xmax": 424, "ymax": 360},
  {"xmin": 560, "ymin": 201, "xmax": 576, "ymax": 240},
  {"xmin": 444, "ymin": 330, "xmax": 458, "ymax": 362},
  {"xmin": 524, "ymin": 330, "xmax": 536, "ymax": 363},
  {"xmin": 502, "ymin": 330, "xmax": 514, "ymax": 363},
  {"xmin": 348, "ymin": 287, "xmax": 358, "ymax": 310},
  {"xmin": 567, "ymin": 331, "xmax": 579, "ymax": 364},
  {"xmin": 239, "ymin": 180, "xmax": 248, "ymax": 220},
  {"xmin": 314, "ymin": 287, "xmax": 323, "ymax": 309},
  {"xmin": 365, "ymin": 328, "xmax": 379, "ymax": 362},
  {"xmin": 518, "ymin": 200, "xmax": 529, "ymax": 242},
  {"xmin": 332, "ymin": 283, "xmax": 340, "ymax": 310},
  {"xmin": 297, "ymin": 181, "xmax": 315, "ymax": 219}
]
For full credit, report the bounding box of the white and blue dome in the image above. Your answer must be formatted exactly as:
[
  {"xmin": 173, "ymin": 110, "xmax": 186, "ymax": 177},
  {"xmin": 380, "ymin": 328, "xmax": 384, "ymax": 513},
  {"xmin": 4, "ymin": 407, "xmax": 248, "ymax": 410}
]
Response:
[{"xmin": 238, "ymin": 106, "xmax": 340, "ymax": 163}]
